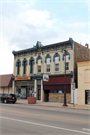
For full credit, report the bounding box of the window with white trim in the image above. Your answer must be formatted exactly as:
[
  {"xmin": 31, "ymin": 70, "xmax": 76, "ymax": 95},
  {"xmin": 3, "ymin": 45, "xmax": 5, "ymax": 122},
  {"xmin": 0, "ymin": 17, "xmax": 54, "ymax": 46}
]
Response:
[
  {"xmin": 38, "ymin": 59, "xmax": 41, "ymax": 73},
  {"xmin": 64, "ymin": 55, "xmax": 69, "ymax": 71},
  {"xmin": 46, "ymin": 58, "xmax": 50, "ymax": 72},
  {"xmin": 55, "ymin": 57, "xmax": 59, "ymax": 71}
]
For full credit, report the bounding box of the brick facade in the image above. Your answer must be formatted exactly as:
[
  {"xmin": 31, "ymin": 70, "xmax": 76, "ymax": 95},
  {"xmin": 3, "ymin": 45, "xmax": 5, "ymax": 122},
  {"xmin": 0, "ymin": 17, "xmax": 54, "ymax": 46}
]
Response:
[
  {"xmin": 49, "ymin": 93, "xmax": 71, "ymax": 103},
  {"xmin": 74, "ymin": 42, "xmax": 90, "ymax": 88}
]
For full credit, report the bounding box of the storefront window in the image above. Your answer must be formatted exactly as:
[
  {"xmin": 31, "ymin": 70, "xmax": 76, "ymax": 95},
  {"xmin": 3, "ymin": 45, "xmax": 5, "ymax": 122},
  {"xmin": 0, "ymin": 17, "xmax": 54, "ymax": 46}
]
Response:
[
  {"xmin": 16, "ymin": 88, "xmax": 21, "ymax": 97},
  {"xmin": 54, "ymin": 90, "xmax": 64, "ymax": 93},
  {"xmin": 27, "ymin": 86, "xmax": 34, "ymax": 97},
  {"xmin": 85, "ymin": 90, "xmax": 90, "ymax": 104}
]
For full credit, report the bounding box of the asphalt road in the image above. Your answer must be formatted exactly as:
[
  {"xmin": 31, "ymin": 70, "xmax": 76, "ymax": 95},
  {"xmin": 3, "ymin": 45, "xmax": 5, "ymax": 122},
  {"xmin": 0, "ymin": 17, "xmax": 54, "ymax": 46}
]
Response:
[{"xmin": 0, "ymin": 103, "xmax": 90, "ymax": 135}]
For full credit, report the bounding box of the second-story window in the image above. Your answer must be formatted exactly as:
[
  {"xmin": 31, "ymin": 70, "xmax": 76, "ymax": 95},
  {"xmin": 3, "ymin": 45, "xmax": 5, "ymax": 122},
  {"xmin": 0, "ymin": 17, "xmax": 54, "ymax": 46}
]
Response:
[
  {"xmin": 31, "ymin": 60, "xmax": 33, "ymax": 73},
  {"xmin": 38, "ymin": 59, "xmax": 41, "ymax": 73},
  {"xmin": 16, "ymin": 59, "xmax": 21, "ymax": 75},
  {"xmin": 22, "ymin": 58, "xmax": 27, "ymax": 75},
  {"xmin": 64, "ymin": 55, "xmax": 69, "ymax": 71},
  {"xmin": 29, "ymin": 57, "xmax": 34, "ymax": 74},
  {"xmin": 17, "ymin": 61, "xmax": 20, "ymax": 75},
  {"xmin": 55, "ymin": 57, "xmax": 59, "ymax": 71},
  {"xmin": 46, "ymin": 58, "xmax": 50, "ymax": 72},
  {"xmin": 24, "ymin": 61, "xmax": 26, "ymax": 74}
]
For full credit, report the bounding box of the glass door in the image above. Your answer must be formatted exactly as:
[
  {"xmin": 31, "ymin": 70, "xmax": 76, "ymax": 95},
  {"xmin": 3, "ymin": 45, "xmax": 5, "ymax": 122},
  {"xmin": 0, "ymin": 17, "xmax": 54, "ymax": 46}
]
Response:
[{"xmin": 21, "ymin": 87, "xmax": 26, "ymax": 98}]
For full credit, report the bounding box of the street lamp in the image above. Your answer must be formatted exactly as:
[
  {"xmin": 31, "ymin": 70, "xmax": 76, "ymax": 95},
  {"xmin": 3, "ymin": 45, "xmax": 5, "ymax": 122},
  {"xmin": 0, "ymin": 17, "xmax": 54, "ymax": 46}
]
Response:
[{"xmin": 61, "ymin": 49, "xmax": 68, "ymax": 106}]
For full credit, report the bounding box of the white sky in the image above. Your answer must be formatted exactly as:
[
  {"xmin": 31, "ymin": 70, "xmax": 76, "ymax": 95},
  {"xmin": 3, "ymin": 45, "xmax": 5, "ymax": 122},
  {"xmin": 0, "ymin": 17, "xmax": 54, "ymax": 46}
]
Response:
[{"xmin": 0, "ymin": 0, "xmax": 90, "ymax": 75}]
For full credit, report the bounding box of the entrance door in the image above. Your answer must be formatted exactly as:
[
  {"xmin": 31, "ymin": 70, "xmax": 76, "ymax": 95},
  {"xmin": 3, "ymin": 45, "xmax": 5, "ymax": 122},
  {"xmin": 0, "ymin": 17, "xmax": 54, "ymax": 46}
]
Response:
[
  {"xmin": 44, "ymin": 90, "xmax": 50, "ymax": 102},
  {"xmin": 38, "ymin": 89, "xmax": 41, "ymax": 100},
  {"xmin": 21, "ymin": 87, "xmax": 26, "ymax": 98}
]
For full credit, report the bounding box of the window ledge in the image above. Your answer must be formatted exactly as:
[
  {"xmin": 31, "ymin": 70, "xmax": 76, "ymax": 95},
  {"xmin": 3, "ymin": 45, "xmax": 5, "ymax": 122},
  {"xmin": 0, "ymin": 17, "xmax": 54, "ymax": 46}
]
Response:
[
  {"xmin": 63, "ymin": 70, "xmax": 70, "ymax": 73},
  {"xmin": 45, "ymin": 72, "xmax": 51, "ymax": 74},
  {"xmin": 23, "ymin": 74, "xmax": 27, "ymax": 76},
  {"xmin": 37, "ymin": 72, "xmax": 41, "ymax": 74},
  {"xmin": 54, "ymin": 71, "xmax": 60, "ymax": 73},
  {"xmin": 16, "ymin": 74, "xmax": 20, "ymax": 77}
]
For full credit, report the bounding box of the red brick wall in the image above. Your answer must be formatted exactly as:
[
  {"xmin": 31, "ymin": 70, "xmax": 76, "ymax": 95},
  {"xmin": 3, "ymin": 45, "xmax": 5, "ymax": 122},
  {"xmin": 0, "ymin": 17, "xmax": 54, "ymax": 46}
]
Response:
[
  {"xmin": 74, "ymin": 41, "xmax": 90, "ymax": 87},
  {"xmin": 43, "ymin": 75, "xmax": 71, "ymax": 84}
]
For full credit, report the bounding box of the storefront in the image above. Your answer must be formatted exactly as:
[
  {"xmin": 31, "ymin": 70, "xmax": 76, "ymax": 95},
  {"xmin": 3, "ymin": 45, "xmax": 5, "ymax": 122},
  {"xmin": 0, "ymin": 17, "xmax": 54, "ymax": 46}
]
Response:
[
  {"xmin": 85, "ymin": 90, "xmax": 90, "ymax": 104},
  {"xmin": 43, "ymin": 75, "xmax": 71, "ymax": 102},
  {"xmin": 15, "ymin": 76, "xmax": 34, "ymax": 99},
  {"xmin": 77, "ymin": 61, "xmax": 90, "ymax": 105}
]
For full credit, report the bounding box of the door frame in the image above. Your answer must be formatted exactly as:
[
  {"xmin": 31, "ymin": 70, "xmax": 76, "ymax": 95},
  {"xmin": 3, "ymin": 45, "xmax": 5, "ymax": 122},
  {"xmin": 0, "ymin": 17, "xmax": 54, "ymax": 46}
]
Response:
[{"xmin": 38, "ymin": 89, "xmax": 41, "ymax": 100}]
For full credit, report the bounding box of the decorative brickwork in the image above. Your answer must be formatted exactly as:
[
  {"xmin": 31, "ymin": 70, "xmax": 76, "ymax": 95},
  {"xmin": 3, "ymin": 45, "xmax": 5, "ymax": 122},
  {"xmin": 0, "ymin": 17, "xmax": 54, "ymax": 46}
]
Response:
[{"xmin": 49, "ymin": 93, "xmax": 71, "ymax": 103}]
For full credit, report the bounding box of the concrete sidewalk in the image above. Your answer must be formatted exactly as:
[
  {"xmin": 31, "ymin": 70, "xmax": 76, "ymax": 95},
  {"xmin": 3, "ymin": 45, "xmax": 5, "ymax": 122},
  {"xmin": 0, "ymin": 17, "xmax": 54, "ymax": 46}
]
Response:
[{"xmin": 16, "ymin": 99, "xmax": 90, "ymax": 110}]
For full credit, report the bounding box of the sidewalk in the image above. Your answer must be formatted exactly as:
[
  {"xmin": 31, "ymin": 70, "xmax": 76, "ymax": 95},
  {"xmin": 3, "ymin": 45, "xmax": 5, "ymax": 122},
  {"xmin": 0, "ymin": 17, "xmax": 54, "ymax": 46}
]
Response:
[{"xmin": 16, "ymin": 99, "xmax": 90, "ymax": 110}]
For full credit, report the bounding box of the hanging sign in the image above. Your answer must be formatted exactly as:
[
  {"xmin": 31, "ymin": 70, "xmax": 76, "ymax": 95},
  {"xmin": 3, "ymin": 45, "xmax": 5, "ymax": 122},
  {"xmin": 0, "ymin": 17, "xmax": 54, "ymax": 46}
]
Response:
[{"xmin": 43, "ymin": 74, "xmax": 49, "ymax": 82}]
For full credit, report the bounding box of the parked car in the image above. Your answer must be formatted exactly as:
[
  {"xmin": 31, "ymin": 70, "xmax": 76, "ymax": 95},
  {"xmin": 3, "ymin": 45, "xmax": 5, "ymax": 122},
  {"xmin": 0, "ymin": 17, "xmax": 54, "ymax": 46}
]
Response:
[{"xmin": 0, "ymin": 93, "xmax": 17, "ymax": 104}]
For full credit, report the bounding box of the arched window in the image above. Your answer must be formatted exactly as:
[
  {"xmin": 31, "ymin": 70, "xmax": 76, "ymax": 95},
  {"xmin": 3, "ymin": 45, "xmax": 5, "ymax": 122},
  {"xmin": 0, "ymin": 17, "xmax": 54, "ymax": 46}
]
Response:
[
  {"xmin": 62, "ymin": 51, "xmax": 70, "ymax": 71},
  {"xmin": 22, "ymin": 58, "xmax": 27, "ymax": 74},
  {"xmin": 29, "ymin": 57, "xmax": 34, "ymax": 74},
  {"xmin": 36, "ymin": 55, "xmax": 42, "ymax": 73},
  {"xmin": 53, "ymin": 53, "xmax": 60, "ymax": 72},
  {"xmin": 45, "ymin": 54, "xmax": 51, "ymax": 72},
  {"xmin": 84, "ymin": 68, "xmax": 90, "ymax": 83},
  {"xmin": 16, "ymin": 59, "xmax": 21, "ymax": 75}
]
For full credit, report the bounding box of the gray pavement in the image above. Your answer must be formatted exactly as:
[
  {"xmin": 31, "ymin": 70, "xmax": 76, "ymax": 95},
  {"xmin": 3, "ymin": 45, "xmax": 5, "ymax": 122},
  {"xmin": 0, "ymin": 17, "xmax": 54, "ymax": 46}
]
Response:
[
  {"xmin": 16, "ymin": 99, "xmax": 90, "ymax": 110},
  {"xmin": 0, "ymin": 103, "xmax": 90, "ymax": 135}
]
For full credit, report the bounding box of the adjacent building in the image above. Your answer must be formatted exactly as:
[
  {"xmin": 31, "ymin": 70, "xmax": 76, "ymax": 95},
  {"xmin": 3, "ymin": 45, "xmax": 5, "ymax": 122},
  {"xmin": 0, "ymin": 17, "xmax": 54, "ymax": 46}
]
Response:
[
  {"xmin": 12, "ymin": 38, "xmax": 90, "ymax": 103},
  {"xmin": 0, "ymin": 74, "xmax": 13, "ymax": 94},
  {"xmin": 77, "ymin": 61, "xmax": 90, "ymax": 105}
]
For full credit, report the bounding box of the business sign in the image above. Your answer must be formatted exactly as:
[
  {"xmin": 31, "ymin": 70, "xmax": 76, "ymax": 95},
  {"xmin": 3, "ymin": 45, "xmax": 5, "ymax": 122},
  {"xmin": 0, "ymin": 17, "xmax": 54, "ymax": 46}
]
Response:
[
  {"xmin": 72, "ymin": 83, "xmax": 75, "ymax": 90},
  {"xmin": 43, "ymin": 74, "xmax": 49, "ymax": 81},
  {"xmin": 15, "ymin": 76, "xmax": 31, "ymax": 81}
]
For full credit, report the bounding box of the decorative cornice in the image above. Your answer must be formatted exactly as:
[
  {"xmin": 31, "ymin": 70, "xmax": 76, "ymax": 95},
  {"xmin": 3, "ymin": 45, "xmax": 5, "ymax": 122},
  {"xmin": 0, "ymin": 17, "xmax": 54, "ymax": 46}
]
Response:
[
  {"xmin": 12, "ymin": 38, "xmax": 73, "ymax": 57},
  {"xmin": 77, "ymin": 61, "xmax": 90, "ymax": 67}
]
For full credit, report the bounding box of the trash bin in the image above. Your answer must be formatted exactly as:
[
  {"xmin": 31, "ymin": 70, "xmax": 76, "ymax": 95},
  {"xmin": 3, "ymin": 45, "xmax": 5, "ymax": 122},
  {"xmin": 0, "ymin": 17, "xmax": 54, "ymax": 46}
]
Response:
[{"xmin": 28, "ymin": 97, "xmax": 36, "ymax": 104}]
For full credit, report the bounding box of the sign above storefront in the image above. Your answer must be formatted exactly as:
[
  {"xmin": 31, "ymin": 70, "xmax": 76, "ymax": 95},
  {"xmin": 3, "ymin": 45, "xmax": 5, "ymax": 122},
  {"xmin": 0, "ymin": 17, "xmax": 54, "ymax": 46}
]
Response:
[
  {"xmin": 43, "ymin": 74, "xmax": 49, "ymax": 81},
  {"xmin": 15, "ymin": 76, "xmax": 31, "ymax": 81}
]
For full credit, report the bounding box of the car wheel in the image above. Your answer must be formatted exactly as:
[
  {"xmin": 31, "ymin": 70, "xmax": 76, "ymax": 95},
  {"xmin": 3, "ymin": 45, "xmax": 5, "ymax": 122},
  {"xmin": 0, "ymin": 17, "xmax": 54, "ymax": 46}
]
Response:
[{"xmin": 4, "ymin": 99, "xmax": 7, "ymax": 104}]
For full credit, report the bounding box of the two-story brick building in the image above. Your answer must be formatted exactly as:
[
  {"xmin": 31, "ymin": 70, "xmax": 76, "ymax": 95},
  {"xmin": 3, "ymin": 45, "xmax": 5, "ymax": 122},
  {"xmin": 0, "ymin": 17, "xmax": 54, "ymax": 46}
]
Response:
[{"xmin": 12, "ymin": 38, "xmax": 90, "ymax": 103}]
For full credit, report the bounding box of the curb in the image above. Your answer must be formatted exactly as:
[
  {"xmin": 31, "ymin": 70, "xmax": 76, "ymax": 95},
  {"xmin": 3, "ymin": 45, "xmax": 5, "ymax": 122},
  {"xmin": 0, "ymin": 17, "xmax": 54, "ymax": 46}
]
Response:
[{"xmin": 16, "ymin": 102, "xmax": 90, "ymax": 110}]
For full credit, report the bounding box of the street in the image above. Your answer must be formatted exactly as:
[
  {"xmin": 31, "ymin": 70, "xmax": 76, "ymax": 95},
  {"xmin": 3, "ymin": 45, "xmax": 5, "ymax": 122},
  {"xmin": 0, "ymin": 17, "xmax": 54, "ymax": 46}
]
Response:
[{"xmin": 0, "ymin": 103, "xmax": 90, "ymax": 135}]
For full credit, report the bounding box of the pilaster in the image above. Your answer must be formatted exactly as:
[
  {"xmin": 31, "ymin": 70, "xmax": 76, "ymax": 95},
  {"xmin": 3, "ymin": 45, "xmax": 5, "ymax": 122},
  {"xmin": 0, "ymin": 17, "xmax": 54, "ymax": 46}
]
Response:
[
  {"xmin": 71, "ymin": 78, "xmax": 74, "ymax": 103},
  {"xmin": 12, "ymin": 81, "xmax": 15, "ymax": 94},
  {"xmin": 34, "ymin": 79, "xmax": 37, "ymax": 97},
  {"xmin": 41, "ymin": 79, "xmax": 44, "ymax": 101}
]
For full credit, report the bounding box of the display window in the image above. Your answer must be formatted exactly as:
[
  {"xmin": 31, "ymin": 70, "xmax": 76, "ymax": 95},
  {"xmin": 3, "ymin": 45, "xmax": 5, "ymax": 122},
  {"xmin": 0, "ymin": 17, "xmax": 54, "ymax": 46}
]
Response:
[{"xmin": 85, "ymin": 90, "xmax": 90, "ymax": 104}]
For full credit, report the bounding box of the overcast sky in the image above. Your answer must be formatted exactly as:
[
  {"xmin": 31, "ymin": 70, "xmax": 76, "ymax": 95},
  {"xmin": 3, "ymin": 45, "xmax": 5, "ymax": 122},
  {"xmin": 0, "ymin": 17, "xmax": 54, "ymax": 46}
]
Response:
[{"xmin": 0, "ymin": 0, "xmax": 90, "ymax": 75}]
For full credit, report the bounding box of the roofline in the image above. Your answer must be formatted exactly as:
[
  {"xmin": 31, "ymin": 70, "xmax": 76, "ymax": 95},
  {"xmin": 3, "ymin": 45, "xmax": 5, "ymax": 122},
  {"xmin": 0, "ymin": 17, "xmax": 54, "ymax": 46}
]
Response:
[
  {"xmin": 12, "ymin": 38, "xmax": 73, "ymax": 55},
  {"xmin": 0, "ymin": 74, "xmax": 13, "ymax": 76},
  {"xmin": 77, "ymin": 60, "xmax": 90, "ymax": 63}
]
